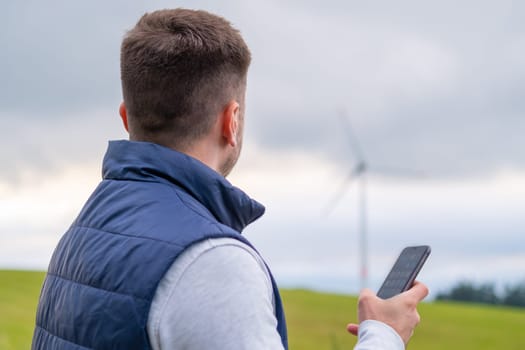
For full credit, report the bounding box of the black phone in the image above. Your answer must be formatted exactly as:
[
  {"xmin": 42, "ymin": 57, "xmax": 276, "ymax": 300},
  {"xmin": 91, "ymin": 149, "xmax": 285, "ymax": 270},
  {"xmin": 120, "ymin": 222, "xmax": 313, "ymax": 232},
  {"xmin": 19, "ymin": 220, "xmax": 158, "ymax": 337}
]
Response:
[{"xmin": 377, "ymin": 245, "xmax": 431, "ymax": 299}]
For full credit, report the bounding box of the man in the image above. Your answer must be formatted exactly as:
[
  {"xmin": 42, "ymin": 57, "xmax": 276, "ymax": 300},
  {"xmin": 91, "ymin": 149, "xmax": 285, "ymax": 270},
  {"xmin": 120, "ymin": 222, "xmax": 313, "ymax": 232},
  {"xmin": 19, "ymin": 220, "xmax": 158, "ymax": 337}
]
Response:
[{"xmin": 32, "ymin": 8, "xmax": 428, "ymax": 350}]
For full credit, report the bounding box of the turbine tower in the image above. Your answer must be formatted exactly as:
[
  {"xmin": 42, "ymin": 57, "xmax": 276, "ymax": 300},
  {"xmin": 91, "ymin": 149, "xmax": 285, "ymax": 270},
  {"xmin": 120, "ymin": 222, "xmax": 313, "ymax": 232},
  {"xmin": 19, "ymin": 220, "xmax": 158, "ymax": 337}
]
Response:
[{"xmin": 328, "ymin": 110, "xmax": 370, "ymax": 290}]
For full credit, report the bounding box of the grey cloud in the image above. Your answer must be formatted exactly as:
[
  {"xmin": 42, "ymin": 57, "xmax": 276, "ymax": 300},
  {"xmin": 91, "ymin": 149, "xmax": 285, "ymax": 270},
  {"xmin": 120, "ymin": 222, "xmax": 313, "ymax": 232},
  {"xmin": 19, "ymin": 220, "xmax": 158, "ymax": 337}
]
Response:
[
  {"xmin": 0, "ymin": 111, "xmax": 125, "ymax": 184},
  {"xmin": 1, "ymin": 2, "xmax": 125, "ymax": 116},
  {"xmin": 241, "ymin": 0, "xmax": 525, "ymax": 178}
]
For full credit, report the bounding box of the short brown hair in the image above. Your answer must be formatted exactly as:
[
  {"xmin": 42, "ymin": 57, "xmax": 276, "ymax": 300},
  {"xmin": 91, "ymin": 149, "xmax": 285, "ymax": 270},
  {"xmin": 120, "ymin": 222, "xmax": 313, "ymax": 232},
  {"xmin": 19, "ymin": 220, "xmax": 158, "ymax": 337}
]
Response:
[{"xmin": 120, "ymin": 9, "xmax": 251, "ymax": 149}]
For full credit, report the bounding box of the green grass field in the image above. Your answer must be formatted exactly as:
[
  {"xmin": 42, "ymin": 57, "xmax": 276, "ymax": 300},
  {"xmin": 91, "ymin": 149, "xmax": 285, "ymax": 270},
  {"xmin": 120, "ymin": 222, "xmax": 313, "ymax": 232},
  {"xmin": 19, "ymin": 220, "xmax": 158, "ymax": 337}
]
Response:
[
  {"xmin": 1, "ymin": 270, "xmax": 524, "ymax": 349},
  {"xmin": 281, "ymin": 289, "xmax": 525, "ymax": 349},
  {"xmin": 0, "ymin": 270, "xmax": 45, "ymax": 350}
]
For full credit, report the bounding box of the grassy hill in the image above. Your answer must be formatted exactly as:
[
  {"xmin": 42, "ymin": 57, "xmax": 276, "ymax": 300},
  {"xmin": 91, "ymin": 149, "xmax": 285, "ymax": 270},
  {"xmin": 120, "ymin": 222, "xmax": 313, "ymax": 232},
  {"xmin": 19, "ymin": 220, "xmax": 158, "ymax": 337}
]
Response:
[
  {"xmin": 1, "ymin": 270, "xmax": 524, "ymax": 349},
  {"xmin": 0, "ymin": 270, "xmax": 44, "ymax": 350},
  {"xmin": 281, "ymin": 289, "xmax": 525, "ymax": 349}
]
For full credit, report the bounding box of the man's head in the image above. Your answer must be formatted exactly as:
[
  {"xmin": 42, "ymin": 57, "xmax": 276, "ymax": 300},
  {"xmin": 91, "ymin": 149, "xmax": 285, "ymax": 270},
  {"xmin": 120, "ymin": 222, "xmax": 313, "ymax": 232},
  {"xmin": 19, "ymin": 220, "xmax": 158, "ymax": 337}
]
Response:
[{"xmin": 120, "ymin": 9, "xmax": 251, "ymax": 175}]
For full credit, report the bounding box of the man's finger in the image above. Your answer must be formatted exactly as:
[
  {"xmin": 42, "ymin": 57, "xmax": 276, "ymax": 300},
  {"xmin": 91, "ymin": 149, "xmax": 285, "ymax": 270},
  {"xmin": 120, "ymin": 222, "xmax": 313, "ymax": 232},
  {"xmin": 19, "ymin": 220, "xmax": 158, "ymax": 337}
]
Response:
[
  {"xmin": 403, "ymin": 281, "xmax": 429, "ymax": 302},
  {"xmin": 358, "ymin": 288, "xmax": 376, "ymax": 299},
  {"xmin": 346, "ymin": 323, "xmax": 359, "ymax": 336}
]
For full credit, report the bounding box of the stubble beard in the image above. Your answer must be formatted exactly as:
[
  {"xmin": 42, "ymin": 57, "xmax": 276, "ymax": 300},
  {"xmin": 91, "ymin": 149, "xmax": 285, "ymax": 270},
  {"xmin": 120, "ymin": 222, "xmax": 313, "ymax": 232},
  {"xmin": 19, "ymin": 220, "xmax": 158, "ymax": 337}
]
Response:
[{"xmin": 220, "ymin": 134, "xmax": 242, "ymax": 177}]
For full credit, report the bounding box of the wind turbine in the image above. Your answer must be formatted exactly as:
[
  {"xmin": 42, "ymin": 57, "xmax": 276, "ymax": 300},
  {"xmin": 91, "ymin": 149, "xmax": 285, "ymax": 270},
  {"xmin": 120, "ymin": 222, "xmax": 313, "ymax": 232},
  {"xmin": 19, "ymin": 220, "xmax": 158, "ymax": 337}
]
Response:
[
  {"xmin": 325, "ymin": 110, "xmax": 423, "ymax": 291},
  {"xmin": 325, "ymin": 110, "xmax": 370, "ymax": 291}
]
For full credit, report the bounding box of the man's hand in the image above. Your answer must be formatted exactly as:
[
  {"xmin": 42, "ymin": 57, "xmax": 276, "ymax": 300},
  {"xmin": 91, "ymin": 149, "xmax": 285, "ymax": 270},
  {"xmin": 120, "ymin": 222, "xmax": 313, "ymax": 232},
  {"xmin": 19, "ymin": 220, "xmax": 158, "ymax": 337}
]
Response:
[{"xmin": 346, "ymin": 281, "xmax": 429, "ymax": 345}]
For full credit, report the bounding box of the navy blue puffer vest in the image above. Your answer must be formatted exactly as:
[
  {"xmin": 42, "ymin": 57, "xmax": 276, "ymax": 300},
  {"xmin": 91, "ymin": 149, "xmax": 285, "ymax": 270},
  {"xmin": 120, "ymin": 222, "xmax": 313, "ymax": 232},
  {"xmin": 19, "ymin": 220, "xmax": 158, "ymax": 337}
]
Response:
[{"xmin": 32, "ymin": 140, "xmax": 288, "ymax": 349}]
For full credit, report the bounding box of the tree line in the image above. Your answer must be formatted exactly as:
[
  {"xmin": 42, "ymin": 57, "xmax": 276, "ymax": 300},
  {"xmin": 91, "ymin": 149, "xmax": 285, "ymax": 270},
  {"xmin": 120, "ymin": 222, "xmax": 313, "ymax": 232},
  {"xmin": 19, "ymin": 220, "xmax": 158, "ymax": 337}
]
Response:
[{"xmin": 436, "ymin": 280, "xmax": 525, "ymax": 308}]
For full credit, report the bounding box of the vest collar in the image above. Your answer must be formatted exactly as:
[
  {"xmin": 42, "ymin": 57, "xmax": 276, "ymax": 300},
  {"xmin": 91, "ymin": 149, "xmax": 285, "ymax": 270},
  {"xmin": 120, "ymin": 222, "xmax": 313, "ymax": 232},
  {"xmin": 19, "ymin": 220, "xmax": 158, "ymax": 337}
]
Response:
[{"xmin": 102, "ymin": 140, "xmax": 265, "ymax": 232}]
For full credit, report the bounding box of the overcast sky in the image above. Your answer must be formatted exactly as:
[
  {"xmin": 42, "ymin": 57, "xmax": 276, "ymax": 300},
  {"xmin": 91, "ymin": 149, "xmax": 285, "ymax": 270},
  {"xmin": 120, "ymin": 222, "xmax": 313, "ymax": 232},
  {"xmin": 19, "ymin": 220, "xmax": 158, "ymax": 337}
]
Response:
[{"xmin": 1, "ymin": 0, "xmax": 524, "ymax": 295}]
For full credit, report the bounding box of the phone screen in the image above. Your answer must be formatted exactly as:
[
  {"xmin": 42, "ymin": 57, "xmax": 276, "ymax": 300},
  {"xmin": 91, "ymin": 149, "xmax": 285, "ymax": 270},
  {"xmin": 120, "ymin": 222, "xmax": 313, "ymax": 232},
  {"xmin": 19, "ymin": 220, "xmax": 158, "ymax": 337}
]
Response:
[{"xmin": 377, "ymin": 245, "xmax": 431, "ymax": 299}]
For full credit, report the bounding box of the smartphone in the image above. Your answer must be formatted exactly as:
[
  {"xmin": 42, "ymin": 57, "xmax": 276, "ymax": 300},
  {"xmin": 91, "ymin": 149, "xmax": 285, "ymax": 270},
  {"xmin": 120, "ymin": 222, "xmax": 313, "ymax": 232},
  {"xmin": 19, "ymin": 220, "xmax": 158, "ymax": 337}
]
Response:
[{"xmin": 377, "ymin": 245, "xmax": 431, "ymax": 299}]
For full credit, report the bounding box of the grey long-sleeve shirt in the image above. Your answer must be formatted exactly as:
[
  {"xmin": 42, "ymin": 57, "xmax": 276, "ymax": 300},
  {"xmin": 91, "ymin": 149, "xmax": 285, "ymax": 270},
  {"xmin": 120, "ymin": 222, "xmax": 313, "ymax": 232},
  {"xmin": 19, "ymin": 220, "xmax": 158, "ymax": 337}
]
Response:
[{"xmin": 147, "ymin": 237, "xmax": 404, "ymax": 350}]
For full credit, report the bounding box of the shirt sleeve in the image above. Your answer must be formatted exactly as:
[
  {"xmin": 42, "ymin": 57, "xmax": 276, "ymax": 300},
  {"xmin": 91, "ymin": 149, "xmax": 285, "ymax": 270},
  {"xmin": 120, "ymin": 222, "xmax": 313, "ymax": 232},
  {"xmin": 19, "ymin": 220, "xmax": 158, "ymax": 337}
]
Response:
[
  {"xmin": 147, "ymin": 238, "xmax": 285, "ymax": 350},
  {"xmin": 354, "ymin": 320, "xmax": 405, "ymax": 350}
]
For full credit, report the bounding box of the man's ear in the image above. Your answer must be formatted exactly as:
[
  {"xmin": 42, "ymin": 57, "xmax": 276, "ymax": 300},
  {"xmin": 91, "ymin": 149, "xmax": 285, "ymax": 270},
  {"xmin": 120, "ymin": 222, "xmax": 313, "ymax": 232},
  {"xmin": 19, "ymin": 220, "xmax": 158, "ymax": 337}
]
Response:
[
  {"xmin": 119, "ymin": 102, "xmax": 129, "ymax": 132},
  {"xmin": 222, "ymin": 100, "xmax": 240, "ymax": 147}
]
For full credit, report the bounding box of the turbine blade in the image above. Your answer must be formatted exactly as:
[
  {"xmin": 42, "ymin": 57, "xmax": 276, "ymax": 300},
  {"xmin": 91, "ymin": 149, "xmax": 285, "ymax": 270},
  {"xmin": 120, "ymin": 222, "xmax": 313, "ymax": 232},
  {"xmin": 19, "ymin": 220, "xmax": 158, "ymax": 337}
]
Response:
[
  {"xmin": 368, "ymin": 164, "xmax": 427, "ymax": 179},
  {"xmin": 337, "ymin": 108, "xmax": 366, "ymax": 162},
  {"xmin": 323, "ymin": 167, "xmax": 360, "ymax": 215}
]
